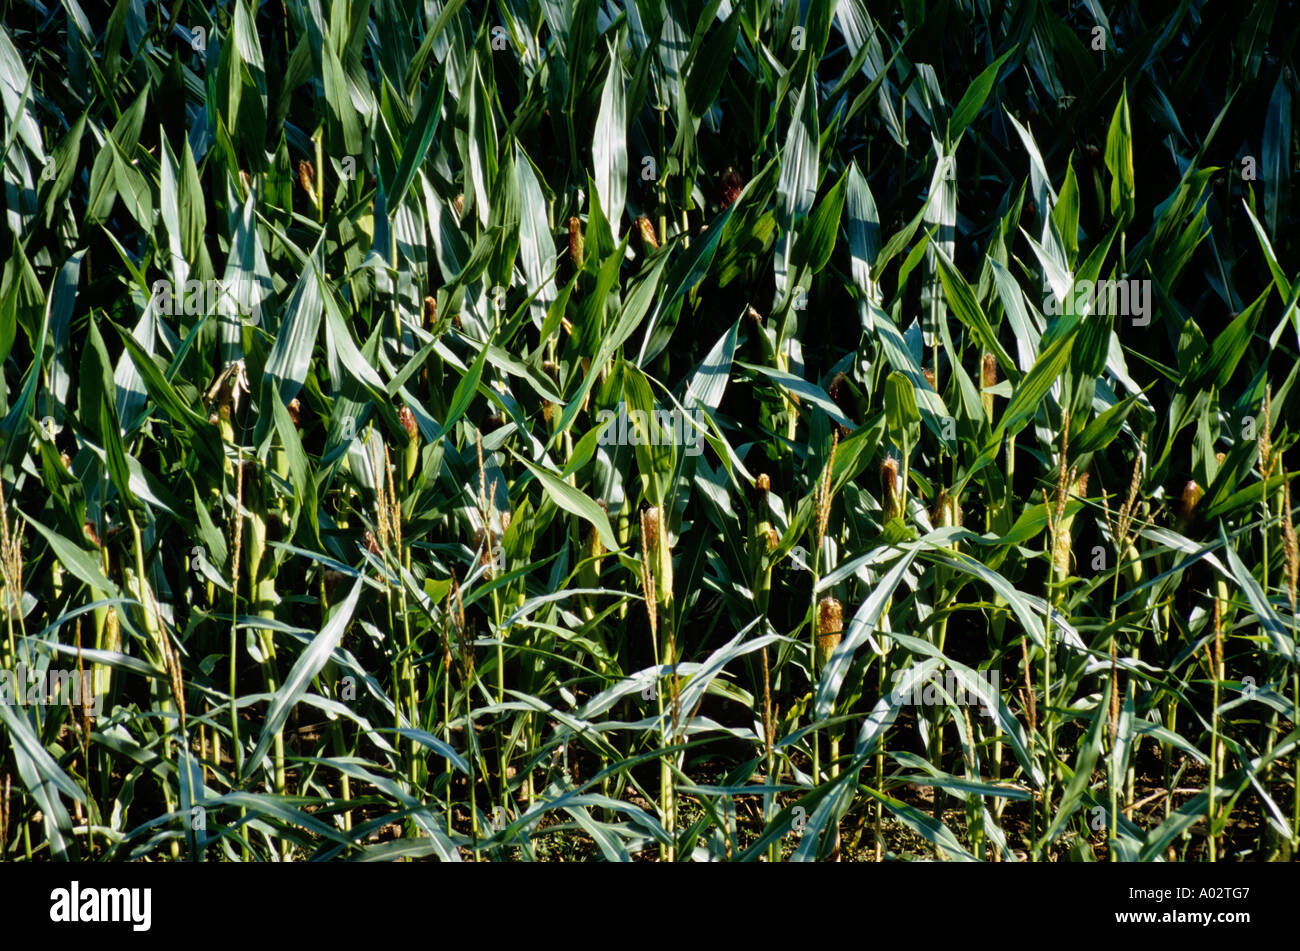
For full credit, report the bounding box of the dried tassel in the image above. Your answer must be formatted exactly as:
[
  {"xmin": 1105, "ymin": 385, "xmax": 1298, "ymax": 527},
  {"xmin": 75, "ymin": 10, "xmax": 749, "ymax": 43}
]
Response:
[
  {"xmin": 1259, "ymin": 386, "xmax": 1274, "ymax": 481},
  {"xmin": 1284, "ymin": 471, "xmax": 1297, "ymax": 614},
  {"xmin": 815, "ymin": 431, "xmax": 839, "ymax": 550},
  {"xmin": 639, "ymin": 508, "xmax": 658, "ymax": 637}
]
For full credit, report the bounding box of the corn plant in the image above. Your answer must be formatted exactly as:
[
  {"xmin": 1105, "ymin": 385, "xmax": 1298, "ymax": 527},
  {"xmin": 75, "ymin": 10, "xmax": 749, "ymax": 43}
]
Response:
[{"xmin": 0, "ymin": 0, "xmax": 1297, "ymax": 862}]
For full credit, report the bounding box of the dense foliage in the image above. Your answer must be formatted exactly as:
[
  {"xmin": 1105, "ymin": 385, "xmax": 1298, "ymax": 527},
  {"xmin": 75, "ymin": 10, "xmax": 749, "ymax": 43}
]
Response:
[{"xmin": 1, "ymin": 0, "xmax": 1298, "ymax": 861}]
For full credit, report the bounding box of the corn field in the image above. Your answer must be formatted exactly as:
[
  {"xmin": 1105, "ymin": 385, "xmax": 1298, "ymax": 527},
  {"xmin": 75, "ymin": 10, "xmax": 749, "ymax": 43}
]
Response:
[{"xmin": 0, "ymin": 0, "xmax": 1298, "ymax": 863}]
